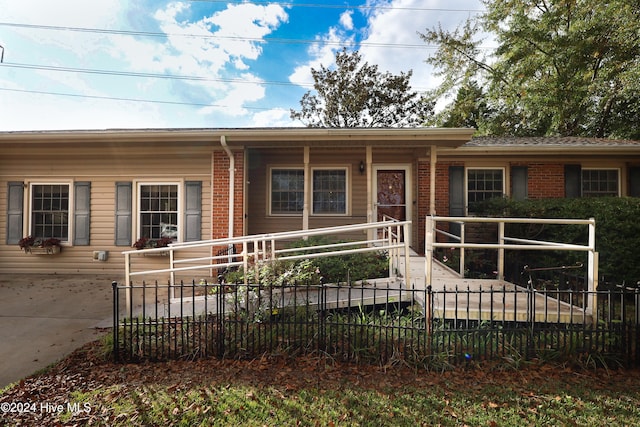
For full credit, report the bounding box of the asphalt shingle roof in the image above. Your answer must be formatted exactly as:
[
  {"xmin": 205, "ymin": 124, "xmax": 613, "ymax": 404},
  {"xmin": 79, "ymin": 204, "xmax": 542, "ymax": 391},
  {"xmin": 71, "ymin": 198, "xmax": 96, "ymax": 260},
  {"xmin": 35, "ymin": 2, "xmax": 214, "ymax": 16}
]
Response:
[{"xmin": 467, "ymin": 136, "xmax": 640, "ymax": 147}]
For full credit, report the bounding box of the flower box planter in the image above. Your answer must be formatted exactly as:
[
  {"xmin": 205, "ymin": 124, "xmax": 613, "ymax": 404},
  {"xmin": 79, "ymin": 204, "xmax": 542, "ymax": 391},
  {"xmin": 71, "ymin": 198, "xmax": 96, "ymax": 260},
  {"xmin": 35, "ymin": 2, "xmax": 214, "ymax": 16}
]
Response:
[
  {"xmin": 19, "ymin": 236, "xmax": 62, "ymax": 255},
  {"xmin": 143, "ymin": 251, "xmax": 169, "ymax": 257},
  {"xmin": 23, "ymin": 245, "xmax": 61, "ymax": 255}
]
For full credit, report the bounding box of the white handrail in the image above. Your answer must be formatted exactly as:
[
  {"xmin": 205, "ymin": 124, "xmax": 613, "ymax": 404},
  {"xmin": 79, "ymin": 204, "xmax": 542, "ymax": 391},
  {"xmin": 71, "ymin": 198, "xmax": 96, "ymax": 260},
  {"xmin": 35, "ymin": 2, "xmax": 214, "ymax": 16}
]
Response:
[
  {"xmin": 122, "ymin": 219, "xmax": 412, "ymax": 312},
  {"xmin": 425, "ymin": 216, "xmax": 598, "ymax": 319}
]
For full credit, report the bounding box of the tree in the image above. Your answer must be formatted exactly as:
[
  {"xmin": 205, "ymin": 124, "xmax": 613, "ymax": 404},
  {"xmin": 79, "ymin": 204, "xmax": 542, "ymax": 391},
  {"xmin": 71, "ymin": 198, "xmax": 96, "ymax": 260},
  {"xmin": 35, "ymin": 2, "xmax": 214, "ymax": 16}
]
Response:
[
  {"xmin": 291, "ymin": 48, "xmax": 433, "ymax": 127},
  {"xmin": 430, "ymin": 80, "xmax": 491, "ymax": 130},
  {"xmin": 421, "ymin": 0, "xmax": 640, "ymax": 138}
]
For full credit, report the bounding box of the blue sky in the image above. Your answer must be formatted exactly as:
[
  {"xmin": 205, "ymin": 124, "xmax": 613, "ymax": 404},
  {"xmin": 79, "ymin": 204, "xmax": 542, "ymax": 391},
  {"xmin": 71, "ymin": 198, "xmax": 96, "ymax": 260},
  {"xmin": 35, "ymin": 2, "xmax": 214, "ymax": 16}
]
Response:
[{"xmin": 0, "ymin": 0, "xmax": 484, "ymax": 131}]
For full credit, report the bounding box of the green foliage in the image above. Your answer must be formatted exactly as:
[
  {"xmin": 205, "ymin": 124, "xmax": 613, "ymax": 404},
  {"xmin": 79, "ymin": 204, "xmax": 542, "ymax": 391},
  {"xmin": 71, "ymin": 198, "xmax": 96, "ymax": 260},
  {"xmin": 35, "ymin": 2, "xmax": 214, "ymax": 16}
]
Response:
[
  {"xmin": 421, "ymin": 0, "xmax": 640, "ymax": 138},
  {"xmin": 286, "ymin": 236, "xmax": 389, "ymax": 284},
  {"xmin": 290, "ymin": 48, "xmax": 434, "ymax": 127},
  {"xmin": 473, "ymin": 197, "xmax": 640, "ymax": 285},
  {"xmin": 224, "ymin": 237, "xmax": 388, "ymax": 285}
]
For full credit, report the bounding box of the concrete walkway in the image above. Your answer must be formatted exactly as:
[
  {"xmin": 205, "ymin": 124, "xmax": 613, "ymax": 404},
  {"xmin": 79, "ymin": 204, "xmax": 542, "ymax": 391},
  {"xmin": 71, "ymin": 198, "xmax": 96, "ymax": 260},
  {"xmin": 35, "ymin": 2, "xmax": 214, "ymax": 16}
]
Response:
[{"xmin": 0, "ymin": 274, "xmax": 115, "ymax": 388}]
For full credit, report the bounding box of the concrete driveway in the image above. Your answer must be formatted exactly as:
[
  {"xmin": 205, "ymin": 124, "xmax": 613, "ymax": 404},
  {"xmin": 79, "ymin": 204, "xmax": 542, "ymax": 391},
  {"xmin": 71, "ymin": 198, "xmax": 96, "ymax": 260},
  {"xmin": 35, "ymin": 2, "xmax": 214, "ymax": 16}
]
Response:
[{"xmin": 0, "ymin": 274, "xmax": 116, "ymax": 388}]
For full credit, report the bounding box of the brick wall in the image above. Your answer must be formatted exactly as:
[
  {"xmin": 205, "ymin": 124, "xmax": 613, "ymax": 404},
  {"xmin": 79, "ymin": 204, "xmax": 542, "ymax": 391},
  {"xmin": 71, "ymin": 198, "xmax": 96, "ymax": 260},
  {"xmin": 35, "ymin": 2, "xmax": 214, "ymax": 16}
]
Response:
[
  {"xmin": 212, "ymin": 150, "xmax": 245, "ymax": 240},
  {"xmin": 416, "ymin": 160, "xmax": 430, "ymax": 253},
  {"xmin": 434, "ymin": 161, "xmax": 464, "ymax": 216},
  {"xmin": 526, "ymin": 163, "xmax": 565, "ymax": 198}
]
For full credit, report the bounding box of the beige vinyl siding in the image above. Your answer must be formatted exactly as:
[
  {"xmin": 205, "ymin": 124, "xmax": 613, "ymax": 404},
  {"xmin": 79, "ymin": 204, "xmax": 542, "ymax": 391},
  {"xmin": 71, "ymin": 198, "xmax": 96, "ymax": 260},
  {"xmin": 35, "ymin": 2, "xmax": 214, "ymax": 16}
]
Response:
[
  {"xmin": 248, "ymin": 148, "xmax": 369, "ymax": 237},
  {"xmin": 0, "ymin": 147, "xmax": 212, "ymax": 280},
  {"xmin": 247, "ymin": 147, "xmax": 410, "ymax": 242}
]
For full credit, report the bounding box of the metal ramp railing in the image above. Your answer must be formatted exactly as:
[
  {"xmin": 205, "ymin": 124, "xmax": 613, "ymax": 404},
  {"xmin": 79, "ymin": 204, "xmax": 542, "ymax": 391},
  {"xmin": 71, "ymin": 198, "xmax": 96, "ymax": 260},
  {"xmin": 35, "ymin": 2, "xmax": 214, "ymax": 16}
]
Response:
[
  {"xmin": 122, "ymin": 219, "xmax": 411, "ymax": 312},
  {"xmin": 424, "ymin": 216, "xmax": 598, "ymax": 319}
]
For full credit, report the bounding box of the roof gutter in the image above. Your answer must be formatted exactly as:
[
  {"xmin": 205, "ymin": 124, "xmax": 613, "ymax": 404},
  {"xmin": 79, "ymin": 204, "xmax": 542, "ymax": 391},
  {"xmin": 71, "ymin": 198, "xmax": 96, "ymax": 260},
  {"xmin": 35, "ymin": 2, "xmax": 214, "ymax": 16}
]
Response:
[{"xmin": 220, "ymin": 135, "xmax": 235, "ymax": 240}]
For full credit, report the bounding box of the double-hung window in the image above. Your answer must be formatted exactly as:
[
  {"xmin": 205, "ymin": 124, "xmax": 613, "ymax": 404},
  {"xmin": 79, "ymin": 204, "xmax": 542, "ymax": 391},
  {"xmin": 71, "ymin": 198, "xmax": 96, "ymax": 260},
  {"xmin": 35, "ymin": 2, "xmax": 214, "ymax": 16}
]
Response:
[
  {"xmin": 30, "ymin": 183, "xmax": 70, "ymax": 241},
  {"xmin": 582, "ymin": 169, "xmax": 619, "ymax": 197},
  {"xmin": 467, "ymin": 168, "xmax": 504, "ymax": 212},
  {"xmin": 313, "ymin": 169, "xmax": 347, "ymax": 214},
  {"xmin": 139, "ymin": 184, "xmax": 179, "ymax": 240},
  {"xmin": 271, "ymin": 169, "xmax": 304, "ymax": 214},
  {"xmin": 270, "ymin": 167, "xmax": 348, "ymax": 215}
]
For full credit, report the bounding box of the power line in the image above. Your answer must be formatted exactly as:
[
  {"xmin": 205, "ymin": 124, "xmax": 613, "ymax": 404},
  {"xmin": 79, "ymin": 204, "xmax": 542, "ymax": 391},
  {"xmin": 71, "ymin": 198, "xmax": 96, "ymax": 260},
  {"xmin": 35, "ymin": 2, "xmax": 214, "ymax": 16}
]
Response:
[
  {"xmin": 0, "ymin": 87, "xmax": 279, "ymax": 111},
  {"xmin": 2, "ymin": 61, "xmax": 314, "ymax": 88},
  {"xmin": 0, "ymin": 22, "xmax": 438, "ymax": 50}
]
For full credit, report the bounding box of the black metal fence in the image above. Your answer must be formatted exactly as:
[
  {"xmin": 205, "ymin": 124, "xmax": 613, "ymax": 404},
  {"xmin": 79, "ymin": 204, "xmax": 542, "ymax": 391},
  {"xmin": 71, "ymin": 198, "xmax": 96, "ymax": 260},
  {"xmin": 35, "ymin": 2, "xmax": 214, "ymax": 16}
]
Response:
[{"xmin": 112, "ymin": 280, "xmax": 640, "ymax": 368}]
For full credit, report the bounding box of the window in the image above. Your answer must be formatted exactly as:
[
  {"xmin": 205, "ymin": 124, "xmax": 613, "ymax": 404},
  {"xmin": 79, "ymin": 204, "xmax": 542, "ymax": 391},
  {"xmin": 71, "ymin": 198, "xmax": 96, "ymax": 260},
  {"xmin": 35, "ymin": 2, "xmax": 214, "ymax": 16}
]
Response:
[
  {"xmin": 467, "ymin": 168, "xmax": 504, "ymax": 205},
  {"xmin": 271, "ymin": 169, "xmax": 304, "ymax": 214},
  {"xmin": 582, "ymin": 169, "xmax": 619, "ymax": 197},
  {"xmin": 31, "ymin": 184, "xmax": 70, "ymax": 240},
  {"xmin": 313, "ymin": 169, "xmax": 347, "ymax": 214},
  {"xmin": 139, "ymin": 184, "xmax": 179, "ymax": 239}
]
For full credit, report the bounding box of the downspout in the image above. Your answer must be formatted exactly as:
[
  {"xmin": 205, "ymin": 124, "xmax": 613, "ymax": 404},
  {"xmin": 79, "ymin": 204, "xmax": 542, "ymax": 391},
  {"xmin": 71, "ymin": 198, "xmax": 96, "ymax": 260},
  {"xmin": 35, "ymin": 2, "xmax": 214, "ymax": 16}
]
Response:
[{"xmin": 220, "ymin": 135, "xmax": 235, "ymax": 240}]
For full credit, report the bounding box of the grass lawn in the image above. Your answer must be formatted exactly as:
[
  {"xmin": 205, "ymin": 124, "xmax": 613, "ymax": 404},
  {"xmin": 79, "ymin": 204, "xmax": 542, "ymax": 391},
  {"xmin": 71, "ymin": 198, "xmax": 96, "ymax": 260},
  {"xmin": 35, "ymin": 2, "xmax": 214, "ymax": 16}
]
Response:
[{"xmin": 2, "ymin": 340, "xmax": 640, "ymax": 426}]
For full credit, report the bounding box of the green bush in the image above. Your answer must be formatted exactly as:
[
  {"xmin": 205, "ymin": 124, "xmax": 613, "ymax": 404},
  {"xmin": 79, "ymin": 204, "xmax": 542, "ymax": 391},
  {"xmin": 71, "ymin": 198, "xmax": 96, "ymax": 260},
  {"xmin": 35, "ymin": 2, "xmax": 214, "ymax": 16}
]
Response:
[
  {"xmin": 223, "ymin": 236, "xmax": 389, "ymax": 285},
  {"xmin": 472, "ymin": 197, "xmax": 640, "ymax": 286},
  {"xmin": 287, "ymin": 236, "xmax": 389, "ymax": 283}
]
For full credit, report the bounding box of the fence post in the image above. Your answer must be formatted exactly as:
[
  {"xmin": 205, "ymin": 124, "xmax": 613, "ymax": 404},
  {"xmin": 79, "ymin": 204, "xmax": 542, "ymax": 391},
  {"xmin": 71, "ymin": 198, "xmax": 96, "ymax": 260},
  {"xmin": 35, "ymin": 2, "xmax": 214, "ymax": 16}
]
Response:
[
  {"xmin": 112, "ymin": 281, "xmax": 119, "ymax": 362},
  {"xmin": 425, "ymin": 216, "xmax": 433, "ymax": 290},
  {"xmin": 243, "ymin": 240, "xmax": 248, "ymax": 286},
  {"xmin": 587, "ymin": 218, "xmax": 597, "ymax": 323},
  {"xmin": 124, "ymin": 252, "xmax": 132, "ymax": 313},
  {"xmin": 459, "ymin": 222, "xmax": 465, "ymax": 277},
  {"xmin": 636, "ymin": 288, "xmax": 640, "ymax": 366},
  {"xmin": 169, "ymin": 248, "xmax": 175, "ymax": 301},
  {"xmin": 426, "ymin": 285, "xmax": 433, "ymax": 337},
  {"xmin": 404, "ymin": 222, "xmax": 411, "ymax": 289},
  {"xmin": 497, "ymin": 221, "xmax": 505, "ymax": 280}
]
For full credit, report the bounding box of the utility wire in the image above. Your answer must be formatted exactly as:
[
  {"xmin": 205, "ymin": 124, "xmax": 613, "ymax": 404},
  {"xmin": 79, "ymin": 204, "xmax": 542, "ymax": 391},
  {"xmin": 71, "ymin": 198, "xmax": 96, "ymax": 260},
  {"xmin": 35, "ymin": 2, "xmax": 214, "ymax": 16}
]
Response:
[
  {"xmin": 1, "ymin": 61, "xmax": 315, "ymax": 88},
  {"xmin": 0, "ymin": 22, "xmax": 440, "ymax": 50},
  {"xmin": 0, "ymin": 87, "xmax": 278, "ymax": 111}
]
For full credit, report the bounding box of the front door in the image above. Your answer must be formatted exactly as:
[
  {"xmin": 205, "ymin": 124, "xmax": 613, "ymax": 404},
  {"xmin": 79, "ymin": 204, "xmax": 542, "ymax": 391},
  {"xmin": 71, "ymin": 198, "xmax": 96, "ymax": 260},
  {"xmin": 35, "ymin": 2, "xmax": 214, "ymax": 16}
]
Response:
[{"xmin": 376, "ymin": 169, "xmax": 406, "ymax": 222}]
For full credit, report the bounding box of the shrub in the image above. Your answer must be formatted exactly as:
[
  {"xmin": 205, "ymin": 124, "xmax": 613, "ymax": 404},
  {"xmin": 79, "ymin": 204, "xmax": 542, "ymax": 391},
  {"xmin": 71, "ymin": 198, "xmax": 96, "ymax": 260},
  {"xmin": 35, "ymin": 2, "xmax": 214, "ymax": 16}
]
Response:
[
  {"xmin": 287, "ymin": 236, "xmax": 389, "ymax": 283},
  {"xmin": 472, "ymin": 197, "xmax": 640, "ymax": 286},
  {"xmin": 222, "ymin": 237, "xmax": 389, "ymax": 285}
]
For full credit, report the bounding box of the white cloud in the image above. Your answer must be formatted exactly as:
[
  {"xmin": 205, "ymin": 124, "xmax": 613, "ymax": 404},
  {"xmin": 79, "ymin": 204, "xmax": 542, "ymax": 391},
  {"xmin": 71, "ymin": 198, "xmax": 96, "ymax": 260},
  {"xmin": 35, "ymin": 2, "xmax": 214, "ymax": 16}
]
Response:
[
  {"xmin": 360, "ymin": 0, "xmax": 486, "ymax": 94},
  {"xmin": 0, "ymin": 1, "xmax": 291, "ymax": 130},
  {"xmin": 339, "ymin": 11, "xmax": 355, "ymax": 31},
  {"xmin": 288, "ymin": 0, "xmax": 484, "ymax": 97},
  {"xmin": 288, "ymin": 15, "xmax": 356, "ymax": 86},
  {"xmin": 252, "ymin": 108, "xmax": 299, "ymax": 127},
  {"xmin": 0, "ymin": 0, "xmax": 124, "ymax": 27}
]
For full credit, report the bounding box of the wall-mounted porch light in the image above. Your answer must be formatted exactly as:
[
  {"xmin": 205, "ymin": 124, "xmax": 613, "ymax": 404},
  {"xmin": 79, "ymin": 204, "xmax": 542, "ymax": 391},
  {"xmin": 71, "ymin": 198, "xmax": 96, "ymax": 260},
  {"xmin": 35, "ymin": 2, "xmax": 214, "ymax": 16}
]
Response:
[{"xmin": 359, "ymin": 160, "xmax": 365, "ymax": 175}]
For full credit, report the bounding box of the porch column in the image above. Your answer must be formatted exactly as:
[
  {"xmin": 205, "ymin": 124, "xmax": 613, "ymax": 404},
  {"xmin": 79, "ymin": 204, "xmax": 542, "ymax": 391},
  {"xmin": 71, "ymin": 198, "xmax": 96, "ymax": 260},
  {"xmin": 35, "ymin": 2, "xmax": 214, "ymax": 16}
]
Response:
[
  {"xmin": 430, "ymin": 145, "xmax": 437, "ymax": 215},
  {"xmin": 366, "ymin": 146, "xmax": 373, "ymax": 241},
  {"xmin": 303, "ymin": 146, "xmax": 310, "ymax": 231}
]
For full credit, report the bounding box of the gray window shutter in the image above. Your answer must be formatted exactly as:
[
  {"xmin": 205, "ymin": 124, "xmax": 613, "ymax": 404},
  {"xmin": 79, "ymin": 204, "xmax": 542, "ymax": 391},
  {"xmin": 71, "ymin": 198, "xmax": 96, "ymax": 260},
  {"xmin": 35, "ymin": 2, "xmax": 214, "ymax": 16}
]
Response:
[
  {"xmin": 629, "ymin": 167, "xmax": 640, "ymax": 197},
  {"xmin": 511, "ymin": 166, "xmax": 528, "ymax": 200},
  {"xmin": 564, "ymin": 165, "xmax": 581, "ymax": 198},
  {"xmin": 73, "ymin": 182, "xmax": 91, "ymax": 245},
  {"xmin": 6, "ymin": 182, "xmax": 24, "ymax": 244},
  {"xmin": 184, "ymin": 181, "xmax": 202, "ymax": 242},
  {"xmin": 449, "ymin": 166, "xmax": 465, "ymax": 216},
  {"xmin": 115, "ymin": 182, "xmax": 132, "ymax": 246},
  {"xmin": 449, "ymin": 166, "xmax": 464, "ymax": 238}
]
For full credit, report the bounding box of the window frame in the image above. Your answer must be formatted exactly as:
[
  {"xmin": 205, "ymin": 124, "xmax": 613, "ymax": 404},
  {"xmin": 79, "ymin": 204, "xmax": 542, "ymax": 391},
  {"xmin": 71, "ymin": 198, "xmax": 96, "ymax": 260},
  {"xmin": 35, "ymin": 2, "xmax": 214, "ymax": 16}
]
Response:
[
  {"xmin": 311, "ymin": 166, "xmax": 349, "ymax": 216},
  {"xmin": 581, "ymin": 168, "xmax": 620, "ymax": 197},
  {"xmin": 28, "ymin": 181, "xmax": 73, "ymax": 244},
  {"xmin": 135, "ymin": 181, "xmax": 183, "ymax": 242},
  {"xmin": 465, "ymin": 167, "xmax": 505, "ymax": 214},
  {"xmin": 269, "ymin": 167, "xmax": 305, "ymax": 216}
]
